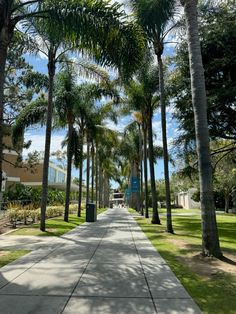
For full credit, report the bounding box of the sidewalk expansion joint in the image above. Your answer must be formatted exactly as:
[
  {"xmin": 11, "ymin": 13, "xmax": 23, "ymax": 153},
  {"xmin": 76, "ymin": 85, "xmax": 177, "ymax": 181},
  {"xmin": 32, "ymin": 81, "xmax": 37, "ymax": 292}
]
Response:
[{"xmin": 61, "ymin": 223, "xmax": 111, "ymax": 313}]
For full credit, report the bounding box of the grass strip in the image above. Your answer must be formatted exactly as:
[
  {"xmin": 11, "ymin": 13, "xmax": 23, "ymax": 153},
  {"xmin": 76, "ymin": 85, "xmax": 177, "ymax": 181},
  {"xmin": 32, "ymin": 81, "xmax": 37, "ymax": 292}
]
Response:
[
  {"xmin": 130, "ymin": 208, "xmax": 236, "ymax": 314},
  {"xmin": 0, "ymin": 250, "xmax": 30, "ymax": 268},
  {"xmin": 9, "ymin": 207, "xmax": 107, "ymax": 237}
]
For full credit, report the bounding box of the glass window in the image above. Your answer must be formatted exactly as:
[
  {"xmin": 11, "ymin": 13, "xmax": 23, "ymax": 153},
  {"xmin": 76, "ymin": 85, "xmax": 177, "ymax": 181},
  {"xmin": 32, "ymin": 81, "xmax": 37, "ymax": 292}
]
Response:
[
  {"xmin": 48, "ymin": 167, "xmax": 56, "ymax": 183},
  {"xmin": 57, "ymin": 171, "xmax": 65, "ymax": 183}
]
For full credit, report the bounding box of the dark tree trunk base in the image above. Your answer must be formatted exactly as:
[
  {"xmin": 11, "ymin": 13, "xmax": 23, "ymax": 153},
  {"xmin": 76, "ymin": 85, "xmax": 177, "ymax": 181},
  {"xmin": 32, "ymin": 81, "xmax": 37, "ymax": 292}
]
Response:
[
  {"xmin": 165, "ymin": 229, "xmax": 174, "ymax": 234},
  {"xmin": 201, "ymin": 250, "xmax": 223, "ymax": 259}
]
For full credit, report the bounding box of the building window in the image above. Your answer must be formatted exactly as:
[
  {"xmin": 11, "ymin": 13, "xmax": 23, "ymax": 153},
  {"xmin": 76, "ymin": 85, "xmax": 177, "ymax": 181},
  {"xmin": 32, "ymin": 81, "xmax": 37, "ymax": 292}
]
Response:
[
  {"xmin": 48, "ymin": 167, "xmax": 56, "ymax": 183},
  {"xmin": 58, "ymin": 171, "xmax": 65, "ymax": 183}
]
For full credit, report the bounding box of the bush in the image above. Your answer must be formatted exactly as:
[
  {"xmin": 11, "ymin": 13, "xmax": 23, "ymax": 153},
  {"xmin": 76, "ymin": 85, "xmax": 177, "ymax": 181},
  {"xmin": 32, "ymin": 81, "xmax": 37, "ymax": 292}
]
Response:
[
  {"xmin": 7, "ymin": 209, "xmax": 18, "ymax": 228},
  {"xmin": 3, "ymin": 184, "xmax": 66, "ymax": 207},
  {"xmin": 69, "ymin": 204, "xmax": 78, "ymax": 214},
  {"xmin": 6, "ymin": 205, "xmax": 66, "ymax": 227}
]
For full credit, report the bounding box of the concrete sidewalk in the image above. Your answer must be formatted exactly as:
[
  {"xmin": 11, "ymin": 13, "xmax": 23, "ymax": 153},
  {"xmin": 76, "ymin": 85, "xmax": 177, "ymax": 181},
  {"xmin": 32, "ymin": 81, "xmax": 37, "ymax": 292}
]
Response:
[{"xmin": 0, "ymin": 208, "xmax": 201, "ymax": 314}]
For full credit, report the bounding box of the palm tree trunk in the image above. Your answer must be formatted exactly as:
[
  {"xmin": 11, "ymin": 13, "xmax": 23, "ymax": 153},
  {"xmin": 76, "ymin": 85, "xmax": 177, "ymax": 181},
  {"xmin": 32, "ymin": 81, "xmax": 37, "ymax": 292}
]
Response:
[
  {"xmin": 0, "ymin": 41, "xmax": 8, "ymax": 194},
  {"xmin": 143, "ymin": 123, "xmax": 149, "ymax": 218},
  {"xmin": 103, "ymin": 173, "xmax": 110, "ymax": 207},
  {"xmin": 157, "ymin": 54, "xmax": 173, "ymax": 233},
  {"xmin": 98, "ymin": 162, "xmax": 103, "ymax": 208},
  {"xmin": 64, "ymin": 121, "xmax": 73, "ymax": 222},
  {"xmin": 95, "ymin": 143, "xmax": 98, "ymax": 208},
  {"xmin": 139, "ymin": 124, "xmax": 144, "ymax": 215},
  {"xmin": 77, "ymin": 130, "xmax": 84, "ymax": 217},
  {"xmin": 182, "ymin": 0, "xmax": 222, "ymax": 257},
  {"xmin": 86, "ymin": 134, "xmax": 90, "ymax": 204},
  {"xmin": 40, "ymin": 48, "xmax": 56, "ymax": 232},
  {"xmin": 91, "ymin": 140, "xmax": 95, "ymax": 202},
  {"xmin": 147, "ymin": 107, "xmax": 161, "ymax": 224}
]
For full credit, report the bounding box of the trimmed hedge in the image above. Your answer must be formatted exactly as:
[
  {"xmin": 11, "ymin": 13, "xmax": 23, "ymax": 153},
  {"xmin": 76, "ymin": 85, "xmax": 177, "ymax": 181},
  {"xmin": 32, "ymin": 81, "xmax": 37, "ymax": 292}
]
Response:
[{"xmin": 6, "ymin": 204, "xmax": 84, "ymax": 228}]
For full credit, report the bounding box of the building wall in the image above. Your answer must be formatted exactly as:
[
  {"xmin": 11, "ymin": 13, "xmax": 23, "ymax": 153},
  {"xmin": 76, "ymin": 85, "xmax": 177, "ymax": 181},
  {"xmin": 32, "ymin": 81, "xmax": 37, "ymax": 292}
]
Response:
[
  {"xmin": 177, "ymin": 188, "xmax": 200, "ymax": 209},
  {"xmin": 2, "ymin": 130, "xmax": 67, "ymax": 190},
  {"xmin": 19, "ymin": 164, "xmax": 44, "ymax": 183}
]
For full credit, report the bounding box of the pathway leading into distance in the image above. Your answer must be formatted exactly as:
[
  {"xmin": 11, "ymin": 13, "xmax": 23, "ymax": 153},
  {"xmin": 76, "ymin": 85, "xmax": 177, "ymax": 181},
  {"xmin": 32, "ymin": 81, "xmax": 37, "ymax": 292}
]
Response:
[{"xmin": 0, "ymin": 208, "xmax": 201, "ymax": 313}]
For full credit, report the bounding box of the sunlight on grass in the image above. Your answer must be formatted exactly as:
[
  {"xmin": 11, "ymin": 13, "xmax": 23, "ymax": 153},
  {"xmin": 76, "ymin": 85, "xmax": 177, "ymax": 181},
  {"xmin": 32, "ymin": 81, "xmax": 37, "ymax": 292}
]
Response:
[
  {"xmin": 0, "ymin": 250, "xmax": 30, "ymax": 268},
  {"xmin": 9, "ymin": 208, "xmax": 107, "ymax": 237},
  {"xmin": 130, "ymin": 208, "xmax": 236, "ymax": 314}
]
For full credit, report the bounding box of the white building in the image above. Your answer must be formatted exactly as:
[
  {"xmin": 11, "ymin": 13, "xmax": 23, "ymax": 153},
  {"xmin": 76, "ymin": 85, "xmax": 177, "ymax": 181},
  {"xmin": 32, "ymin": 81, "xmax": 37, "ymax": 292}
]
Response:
[{"xmin": 176, "ymin": 188, "xmax": 200, "ymax": 209}]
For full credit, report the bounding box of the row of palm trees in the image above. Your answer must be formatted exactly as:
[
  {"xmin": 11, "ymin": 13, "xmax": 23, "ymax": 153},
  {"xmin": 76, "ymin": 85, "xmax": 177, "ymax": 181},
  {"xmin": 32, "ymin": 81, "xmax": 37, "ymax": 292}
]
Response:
[
  {"xmin": 0, "ymin": 0, "xmax": 144, "ymax": 231},
  {"xmin": 0, "ymin": 0, "xmax": 222, "ymax": 257},
  {"xmin": 130, "ymin": 0, "xmax": 222, "ymax": 257}
]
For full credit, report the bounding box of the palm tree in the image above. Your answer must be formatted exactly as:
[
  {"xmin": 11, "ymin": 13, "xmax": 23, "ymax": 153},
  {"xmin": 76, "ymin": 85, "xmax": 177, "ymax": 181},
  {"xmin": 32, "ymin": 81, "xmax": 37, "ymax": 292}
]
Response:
[
  {"xmin": 0, "ymin": 0, "xmax": 145, "ymax": 214},
  {"xmin": 133, "ymin": 111, "xmax": 144, "ymax": 215},
  {"xmin": 54, "ymin": 69, "xmax": 79, "ymax": 222},
  {"xmin": 123, "ymin": 54, "xmax": 161, "ymax": 223},
  {"xmin": 132, "ymin": 0, "xmax": 175, "ymax": 232},
  {"xmin": 180, "ymin": 0, "xmax": 222, "ymax": 257},
  {"xmin": 118, "ymin": 123, "xmax": 141, "ymax": 211},
  {"xmin": 97, "ymin": 131, "xmax": 120, "ymax": 208},
  {"xmin": 12, "ymin": 68, "xmax": 116, "ymax": 225}
]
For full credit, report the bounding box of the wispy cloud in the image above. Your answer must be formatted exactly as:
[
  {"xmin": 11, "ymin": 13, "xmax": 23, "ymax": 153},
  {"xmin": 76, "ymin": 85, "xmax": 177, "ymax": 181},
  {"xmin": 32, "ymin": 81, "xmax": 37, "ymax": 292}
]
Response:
[{"xmin": 104, "ymin": 116, "xmax": 132, "ymax": 133}]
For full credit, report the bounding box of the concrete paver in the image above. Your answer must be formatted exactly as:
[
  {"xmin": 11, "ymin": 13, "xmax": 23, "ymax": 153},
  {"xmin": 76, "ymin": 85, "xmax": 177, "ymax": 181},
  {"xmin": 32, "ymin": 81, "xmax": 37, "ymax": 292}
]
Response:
[{"xmin": 0, "ymin": 207, "xmax": 201, "ymax": 313}]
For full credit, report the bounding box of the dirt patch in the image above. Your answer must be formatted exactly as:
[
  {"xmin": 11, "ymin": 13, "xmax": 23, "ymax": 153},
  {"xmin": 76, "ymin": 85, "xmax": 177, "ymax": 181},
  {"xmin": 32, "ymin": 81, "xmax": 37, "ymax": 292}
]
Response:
[
  {"xmin": 168, "ymin": 238, "xmax": 189, "ymax": 250},
  {"xmin": 182, "ymin": 252, "xmax": 236, "ymax": 278},
  {"xmin": 0, "ymin": 217, "xmax": 13, "ymax": 235},
  {"xmin": 167, "ymin": 238, "xmax": 236, "ymax": 278}
]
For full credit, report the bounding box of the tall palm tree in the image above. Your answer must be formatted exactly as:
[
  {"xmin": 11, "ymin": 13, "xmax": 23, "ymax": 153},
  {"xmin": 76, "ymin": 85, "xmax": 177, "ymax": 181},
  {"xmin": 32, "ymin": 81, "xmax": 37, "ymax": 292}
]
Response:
[
  {"xmin": 119, "ymin": 123, "xmax": 141, "ymax": 211},
  {"xmin": 0, "ymin": 0, "xmax": 145, "ymax": 211},
  {"xmin": 132, "ymin": 0, "xmax": 175, "ymax": 232},
  {"xmin": 124, "ymin": 54, "xmax": 161, "ymax": 223},
  {"xmin": 12, "ymin": 68, "xmax": 115, "ymax": 225},
  {"xmin": 180, "ymin": 0, "xmax": 222, "ymax": 257},
  {"xmin": 54, "ymin": 69, "xmax": 79, "ymax": 222},
  {"xmin": 133, "ymin": 111, "xmax": 144, "ymax": 215}
]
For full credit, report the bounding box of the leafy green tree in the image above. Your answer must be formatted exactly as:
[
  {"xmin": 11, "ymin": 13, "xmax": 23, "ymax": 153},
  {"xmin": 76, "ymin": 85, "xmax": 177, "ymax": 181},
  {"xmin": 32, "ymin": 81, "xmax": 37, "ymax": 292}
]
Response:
[
  {"xmin": 170, "ymin": 0, "xmax": 236, "ymax": 150},
  {"xmin": 212, "ymin": 140, "xmax": 236, "ymax": 213},
  {"xmin": 4, "ymin": 33, "xmax": 46, "ymax": 125}
]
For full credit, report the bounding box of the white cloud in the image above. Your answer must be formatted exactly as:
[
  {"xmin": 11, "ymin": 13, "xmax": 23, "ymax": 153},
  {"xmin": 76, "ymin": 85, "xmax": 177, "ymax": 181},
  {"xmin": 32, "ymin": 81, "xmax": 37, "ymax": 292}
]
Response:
[
  {"xmin": 104, "ymin": 116, "xmax": 132, "ymax": 133},
  {"xmin": 23, "ymin": 132, "xmax": 66, "ymax": 156}
]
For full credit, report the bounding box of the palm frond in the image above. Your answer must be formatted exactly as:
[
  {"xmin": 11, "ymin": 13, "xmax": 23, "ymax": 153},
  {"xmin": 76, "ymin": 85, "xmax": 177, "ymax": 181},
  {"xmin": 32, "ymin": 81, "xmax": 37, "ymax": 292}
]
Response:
[{"xmin": 12, "ymin": 95, "xmax": 48, "ymax": 146}]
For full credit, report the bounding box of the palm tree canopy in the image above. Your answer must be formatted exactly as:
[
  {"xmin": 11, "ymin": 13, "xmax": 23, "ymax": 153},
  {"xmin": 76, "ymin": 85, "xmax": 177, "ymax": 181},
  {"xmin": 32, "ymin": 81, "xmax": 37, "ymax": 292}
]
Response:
[
  {"xmin": 12, "ymin": 94, "xmax": 48, "ymax": 147},
  {"xmin": 124, "ymin": 53, "xmax": 159, "ymax": 112},
  {"xmin": 41, "ymin": 0, "xmax": 146, "ymax": 76},
  {"xmin": 131, "ymin": 0, "xmax": 176, "ymax": 39},
  {"xmin": 1, "ymin": 0, "xmax": 145, "ymax": 76}
]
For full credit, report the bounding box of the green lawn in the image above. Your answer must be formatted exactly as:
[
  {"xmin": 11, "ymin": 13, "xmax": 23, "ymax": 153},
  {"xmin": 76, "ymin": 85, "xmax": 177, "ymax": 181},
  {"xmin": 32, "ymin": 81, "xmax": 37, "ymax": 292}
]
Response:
[
  {"xmin": 9, "ymin": 208, "xmax": 107, "ymax": 237},
  {"xmin": 0, "ymin": 250, "xmax": 30, "ymax": 268},
  {"xmin": 130, "ymin": 208, "xmax": 236, "ymax": 314}
]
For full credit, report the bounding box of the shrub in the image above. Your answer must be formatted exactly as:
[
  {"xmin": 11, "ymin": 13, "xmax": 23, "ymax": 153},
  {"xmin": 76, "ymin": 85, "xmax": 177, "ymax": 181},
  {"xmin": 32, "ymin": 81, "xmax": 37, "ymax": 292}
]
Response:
[
  {"xmin": 69, "ymin": 204, "xmax": 78, "ymax": 214},
  {"xmin": 7, "ymin": 209, "xmax": 18, "ymax": 228},
  {"xmin": 3, "ymin": 184, "xmax": 66, "ymax": 207}
]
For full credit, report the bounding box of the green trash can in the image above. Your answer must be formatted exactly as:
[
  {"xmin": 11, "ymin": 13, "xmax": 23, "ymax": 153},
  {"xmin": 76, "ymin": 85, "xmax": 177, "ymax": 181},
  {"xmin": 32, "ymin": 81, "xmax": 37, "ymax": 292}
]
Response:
[{"xmin": 86, "ymin": 203, "xmax": 97, "ymax": 222}]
